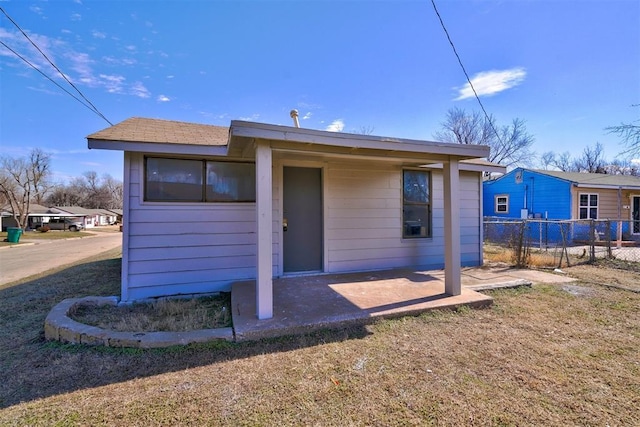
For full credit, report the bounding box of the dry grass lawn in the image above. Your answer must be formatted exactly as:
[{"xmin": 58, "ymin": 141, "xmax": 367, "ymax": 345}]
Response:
[
  {"xmin": 0, "ymin": 250, "xmax": 639, "ymax": 426},
  {"xmin": 71, "ymin": 294, "xmax": 232, "ymax": 332}
]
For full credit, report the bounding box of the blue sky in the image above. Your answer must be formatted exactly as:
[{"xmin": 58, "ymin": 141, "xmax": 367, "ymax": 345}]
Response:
[{"xmin": 1, "ymin": 0, "xmax": 638, "ymax": 183}]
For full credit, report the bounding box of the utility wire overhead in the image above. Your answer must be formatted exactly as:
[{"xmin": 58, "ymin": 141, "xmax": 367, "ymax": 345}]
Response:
[
  {"xmin": 0, "ymin": 40, "xmax": 106, "ymax": 120},
  {"xmin": 430, "ymin": 0, "xmax": 503, "ymax": 145},
  {"xmin": 0, "ymin": 6, "xmax": 113, "ymax": 125}
]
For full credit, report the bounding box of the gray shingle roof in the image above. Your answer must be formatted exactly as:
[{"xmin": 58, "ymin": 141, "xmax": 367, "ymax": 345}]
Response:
[{"xmin": 533, "ymin": 169, "xmax": 640, "ymax": 188}]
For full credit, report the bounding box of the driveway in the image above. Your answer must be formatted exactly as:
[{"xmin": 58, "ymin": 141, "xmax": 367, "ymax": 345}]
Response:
[{"xmin": 0, "ymin": 233, "xmax": 122, "ymax": 286}]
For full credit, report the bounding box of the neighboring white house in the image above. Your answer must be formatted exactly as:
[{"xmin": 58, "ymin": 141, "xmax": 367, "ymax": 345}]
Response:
[
  {"xmin": 1, "ymin": 204, "xmax": 78, "ymax": 230},
  {"xmin": 87, "ymin": 117, "xmax": 504, "ymax": 319}
]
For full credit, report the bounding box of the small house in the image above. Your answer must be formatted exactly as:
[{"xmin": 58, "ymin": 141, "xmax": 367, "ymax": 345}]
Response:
[
  {"xmin": 483, "ymin": 168, "xmax": 640, "ymax": 241},
  {"xmin": 88, "ymin": 117, "xmax": 503, "ymax": 319}
]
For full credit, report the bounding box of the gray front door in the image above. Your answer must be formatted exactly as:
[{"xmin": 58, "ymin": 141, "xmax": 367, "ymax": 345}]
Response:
[{"xmin": 283, "ymin": 166, "xmax": 323, "ymax": 273}]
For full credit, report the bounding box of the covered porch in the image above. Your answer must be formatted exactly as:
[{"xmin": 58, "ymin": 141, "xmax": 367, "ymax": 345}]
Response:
[{"xmin": 229, "ymin": 120, "xmax": 498, "ymax": 320}]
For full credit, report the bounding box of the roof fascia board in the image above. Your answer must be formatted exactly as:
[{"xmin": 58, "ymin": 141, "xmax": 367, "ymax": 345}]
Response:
[
  {"xmin": 573, "ymin": 183, "xmax": 640, "ymax": 190},
  {"xmin": 230, "ymin": 120, "xmax": 489, "ymax": 159},
  {"xmin": 88, "ymin": 139, "xmax": 229, "ymax": 156},
  {"xmin": 425, "ymin": 162, "xmax": 507, "ymax": 173}
]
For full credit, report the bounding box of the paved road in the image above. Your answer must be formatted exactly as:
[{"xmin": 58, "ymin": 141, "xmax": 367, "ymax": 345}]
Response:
[{"xmin": 0, "ymin": 232, "xmax": 122, "ymax": 286}]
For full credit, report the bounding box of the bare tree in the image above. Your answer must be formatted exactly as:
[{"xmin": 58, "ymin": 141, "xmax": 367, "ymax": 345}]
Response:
[
  {"xmin": 44, "ymin": 171, "xmax": 123, "ymax": 209},
  {"xmin": 0, "ymin": 149, "xmax": 51, "ymax": 229},
  {"xmin": 602, "ymin": 158, "xmax": 640, "ymax": 176},
  {"xmin": 553, "ymin": 152, "xmax": 573, "ymax": 172},
  {"xmin": 434, "ymin": 107, "xmax": 535, "ymax": 168},
  {"xmin": 101, "ymin": 174, "xmax": 123, "ymax": 209},
  {"xmin": 538, "ymin": 151, "xmax": 574, "ymax": 172},
  {"xmin": 605, "ymin": 105, "xmax": 640, "ymax": 155},
  {"xmin": 45, "ymin": 183, "xmax": 85, "ymax": 207},
  {"xmin": 539, "ymin": 151, "xmax": 556, "ymax": 170},
  {"xmin": 572, "ymin": 142, "xmax": 606, "ymax": 173},
  {"xmin": 355, "ymin": 125, "xmax": 375, "ymax": 135}
]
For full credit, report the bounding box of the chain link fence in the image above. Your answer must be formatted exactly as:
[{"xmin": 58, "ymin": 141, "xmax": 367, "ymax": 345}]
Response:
[{"xmin": 483, "ymin": 218, "xmax": 640, "ymax": 268}]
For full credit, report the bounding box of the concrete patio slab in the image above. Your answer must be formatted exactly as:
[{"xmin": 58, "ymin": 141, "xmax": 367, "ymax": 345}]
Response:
[{"xmin": 231, "ymin": 266, "xmax": 576, "ymax": 341}]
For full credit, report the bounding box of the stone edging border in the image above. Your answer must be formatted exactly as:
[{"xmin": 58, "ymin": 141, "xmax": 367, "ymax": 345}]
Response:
[{"xmin": 44, "ymin": 296, "xmax": 234, "ymax": 348}]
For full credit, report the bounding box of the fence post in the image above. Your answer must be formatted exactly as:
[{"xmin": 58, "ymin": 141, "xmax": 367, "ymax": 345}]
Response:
[
  {"xmin": 617, "ymin": 220, "xmax": 622, "ymax": 249},
  {"xmin": 606, "ymin": 219, "xmax": 612, "ymax": 259},
  {"xmin": 539, "ymin": 220, "xmax": 543, "ymax": 250},
  {"xmin": 559, "ymin": 222, "xmax": 571, "ymax": 268},
  {"xmin": 589, "ymin": 219, "xmax": 596, "ymax": 263}
]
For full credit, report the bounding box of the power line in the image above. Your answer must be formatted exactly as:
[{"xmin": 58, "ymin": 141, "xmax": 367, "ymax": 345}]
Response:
[
  {"xmin": 430, "ymin": 0, "xmax": 502, "ymax": 143},
  {"xmin": 0, "ymin": 6, "xmax": 113, "ymax": 125},
  {"xmin": 0, "ymin": 40, "xmax": 106, "ymax": 119}
]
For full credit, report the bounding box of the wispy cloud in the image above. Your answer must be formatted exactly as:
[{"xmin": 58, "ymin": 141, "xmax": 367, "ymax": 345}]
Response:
[
  {"xmin": 297, "ymin": 101, "xmax": 321, "ymax": 110},
  {"xmin": 157, "ymin": 94, "xmax": 170, "ymax": 102},
  {"xmin": 70, "ymin": 13, "xmax": 82, "ymax": 21},
  {"xmin": 454, "ymin": 67, "xmax": 526, "ymax": 100},
  {"xmin": 130, "ymin": 81, "xmax": 150, "ymax": 98},
  {"xmin": 99, "ymin": 74, "xmax": 126, "ymax": 93},
  {"xmin": 92, "ymin": 30, "xmax": 106, "ymax": 39},
  {"xmin": 239, "ymin": 113, "xmax": 260, "ymax": 121},
  {"xmin": 302, "ymin": 112, "xmax": 312, "ymax": 120},
  {"xmin": 27, "ymin": 86, "xmax": 63, "ymax": 96},
  {"xmin": 326, "ymin": 119, "xmax": 344, "ymax": 132},
  {"xmin": 2, "ymin": 27, "xmax": 152, "ymax": 99},
  {"xmin": 101, "ymin": 56, "xmax": 136, "ymax": 66}
]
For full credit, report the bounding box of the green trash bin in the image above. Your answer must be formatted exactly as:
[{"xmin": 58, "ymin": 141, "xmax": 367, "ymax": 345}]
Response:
[{"xmin": 7, "ymin": 227, "xmax": 22, "ymax": 243}]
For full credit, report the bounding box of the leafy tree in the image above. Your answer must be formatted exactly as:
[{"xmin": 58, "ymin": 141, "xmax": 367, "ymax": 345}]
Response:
[
  {"xmin": 434, "ymin": 107, "xmax": 535, "ymax": 168},
  {"xmin": 0, "ymin": 149, "xmax": 51, "ymax": 229}
]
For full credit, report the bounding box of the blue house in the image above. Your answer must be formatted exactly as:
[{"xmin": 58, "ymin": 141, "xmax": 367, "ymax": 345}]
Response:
[{"xmin": 483, "ymin": 168, "xmax": 640, "ymax": 242}]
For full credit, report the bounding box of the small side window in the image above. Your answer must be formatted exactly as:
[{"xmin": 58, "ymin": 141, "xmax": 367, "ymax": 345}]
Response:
[
  {"xmin": 403, "ymin": 170, "xmax": 431, "ymax": 238},
  {"xmin": 495, "ymin": 195, "xmax": 509, "ymax": 214}
]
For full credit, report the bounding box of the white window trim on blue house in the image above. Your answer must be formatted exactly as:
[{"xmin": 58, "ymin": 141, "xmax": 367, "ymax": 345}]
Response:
[{"xmin": 494, "ymin": 194, "xmax": 509, "ymax": 214}]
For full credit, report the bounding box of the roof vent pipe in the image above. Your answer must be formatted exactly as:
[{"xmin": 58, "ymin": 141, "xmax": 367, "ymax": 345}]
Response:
[{"xmin": 290, "ymin": 109, "xmax": 300, "ymax": 128}]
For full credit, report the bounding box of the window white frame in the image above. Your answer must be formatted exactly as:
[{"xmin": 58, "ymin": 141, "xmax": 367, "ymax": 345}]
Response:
[
  {"xmin": 495, "ymin": 194, "xmax": 509, "ymax": 214},
  {"xmin": 578, "ymin": 192, "xmax": 598, "ymax": 219}
]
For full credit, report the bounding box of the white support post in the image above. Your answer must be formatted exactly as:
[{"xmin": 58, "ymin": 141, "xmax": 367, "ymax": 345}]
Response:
[
  {"xmin": 443, "ymin": 158, "xmax": 461, "ymax": 296},
  {"xmin": 255, "ymin": 141, "xmax": 273, "ymax": 319}
]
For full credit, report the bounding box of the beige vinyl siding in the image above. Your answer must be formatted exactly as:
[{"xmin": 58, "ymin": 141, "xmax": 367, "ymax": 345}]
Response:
[
  {"xmin": 123, "ymin": 152, "xmax": 278, "ymax": 301},
  {"xmin": 324, "ymin": 160, "xmax": 481, "ymax": 272},
  {"xmin": 570, "ymin": 187, "xmax": 624, "ymax": 219}
]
